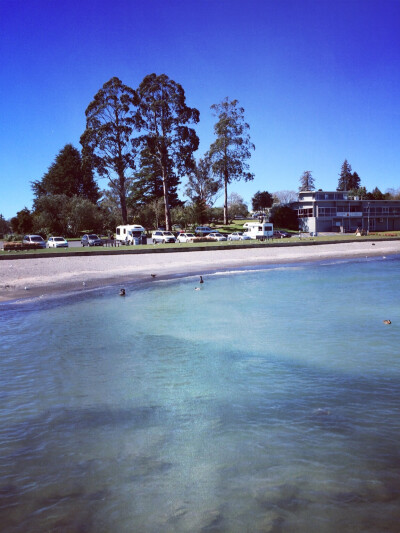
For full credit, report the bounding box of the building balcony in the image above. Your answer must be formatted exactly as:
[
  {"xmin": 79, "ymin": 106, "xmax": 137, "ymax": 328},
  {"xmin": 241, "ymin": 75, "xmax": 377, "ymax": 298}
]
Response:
[{"xmin": 336, "ymin": 212, "xmax": 363, "ymax": 217}]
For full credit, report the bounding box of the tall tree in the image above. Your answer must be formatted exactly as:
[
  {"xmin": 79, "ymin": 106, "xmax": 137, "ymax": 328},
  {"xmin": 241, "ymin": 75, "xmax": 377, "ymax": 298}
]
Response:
[
  {"xmin": 337, "ymin": 159, "xmax": 353, "ymax": 191},
  {"xmin": 129, "ymin": 146, "xmax": 182, "ymax": 210},
  {"xmin": 209, "ymin": 98, "xmax": 255, "ymax": 224},
  {"xmin": 269, "ymin": 205, "xmax": 298, "ymax": 230},
  {"xmin": 0, "ymin": 214, "xmax": 11, "ymax": 236},
  {"xmin": 136, "ymin": 73, "xmax": 200, "ymax": 230},
  {"xmin": 251, "ymin": 190, "xmax": 273, "ymax": 212},
  {"xmin": 350, "ymin": 171, "xmax": 361, "ymax": 190},
  {"xmin": 184, "ymin": 155, "xmax": 221, "ymax": 206},
  {"xmin": 299, "ymin": 170, "xmax": 315, "ymax": 191},
  {"xmin": 80, "ymin": 77, "xmax": 138, "ymax": 224},
  {"xmin": 367, "ymin": 186, "xmax": 385, "ymax": 200},
  {"xmin": 32, "ymin": 144, "xmax": 100, "ymax": 203},
  {"xmin": 10, "ymin": 208, "xmax": 34, "ymax": 235}
]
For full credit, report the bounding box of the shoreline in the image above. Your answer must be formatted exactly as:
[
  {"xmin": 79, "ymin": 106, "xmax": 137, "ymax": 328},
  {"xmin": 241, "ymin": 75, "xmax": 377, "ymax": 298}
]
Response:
[{"xmin": 1, "ymin": 240, "xmax": 399, "ymax": 303}]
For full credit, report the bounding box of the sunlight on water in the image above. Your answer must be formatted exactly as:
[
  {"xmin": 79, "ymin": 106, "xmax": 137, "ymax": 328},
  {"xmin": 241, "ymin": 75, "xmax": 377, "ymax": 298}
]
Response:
[{"xmin": 1, "ymin": 256, "xmax": 400, "ymax": 532}]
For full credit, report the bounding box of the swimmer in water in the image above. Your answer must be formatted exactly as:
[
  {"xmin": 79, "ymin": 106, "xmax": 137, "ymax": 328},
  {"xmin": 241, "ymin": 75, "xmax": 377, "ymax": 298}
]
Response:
[{"xmin": 119, "ymin": 288, "xmax": 126, "ymax": 296}]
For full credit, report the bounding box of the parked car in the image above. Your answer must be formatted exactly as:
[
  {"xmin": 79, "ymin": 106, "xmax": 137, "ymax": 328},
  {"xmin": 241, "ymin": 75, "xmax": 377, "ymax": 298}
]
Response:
[
  {"xmin": 273, "ymin": 231, "xmax": 291, "ymax": 239},
  {"xmin": 22, "ymin": 235, "xmax": 46, "ymax": 248},
  {"xmin": 206, "ymin": 232, "xmax": 227, "ymax": 241},
  {"xmin": 176, "ymin": 232, "xmax": 196, "ymax": 243},
  {"xmin": 227, "ymin": 232, "xmax": 252, "ymax": 241},
  {"xmin": 195, "ymin": 226, "xmax": 213, "ymax": 236},
  {"xmin": 152, "ymin": 230, "xmax": 176, "ymax": 244},
  {"xmin": 81, "ymin": 234, "xmax": 103, "ymax": 247},
  {"xmin": 47, "ymin": 236, "xmax": 68, "ymax": 248}
]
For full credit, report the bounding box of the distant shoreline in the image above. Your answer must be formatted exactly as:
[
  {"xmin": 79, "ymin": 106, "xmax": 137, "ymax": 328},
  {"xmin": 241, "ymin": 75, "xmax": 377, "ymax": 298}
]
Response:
[{"xmin": 1, "ymin": 240, "xmax": 399, "ymax": 303}]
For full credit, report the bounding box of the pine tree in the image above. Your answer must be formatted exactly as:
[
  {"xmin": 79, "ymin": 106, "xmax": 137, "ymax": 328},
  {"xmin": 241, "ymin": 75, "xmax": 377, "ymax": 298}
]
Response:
[
  {"xmin": 337, "ymin": 160, "xmax": 353, "ymax": 191},
  {"xmin": 299, "ymin": 170, "xmax": 315, "ymax": 191},
  {"xmin": 209, "ymin": 98, "xmax": 255, "ymax": 224}
]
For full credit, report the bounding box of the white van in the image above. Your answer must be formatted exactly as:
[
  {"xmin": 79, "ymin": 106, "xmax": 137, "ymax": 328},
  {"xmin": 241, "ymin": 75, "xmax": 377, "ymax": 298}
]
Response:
[
  {"xmin": 243, "ymin": 221, "xmax": 274, "ymax": 240},
  {"xmin": 116, "ymin": 225, "xmax": 146, "ymax": 245}
]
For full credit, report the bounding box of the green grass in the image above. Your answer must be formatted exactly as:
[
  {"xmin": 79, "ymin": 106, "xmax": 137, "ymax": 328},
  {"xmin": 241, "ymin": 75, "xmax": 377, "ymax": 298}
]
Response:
[{"xmin": 1, "ymin": 230, "xmax": 399, "ymax": 257}]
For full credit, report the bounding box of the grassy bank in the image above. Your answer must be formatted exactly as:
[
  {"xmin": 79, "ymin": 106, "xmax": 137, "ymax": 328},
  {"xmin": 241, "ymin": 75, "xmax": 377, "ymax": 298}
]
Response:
[{"xmin": 1, "ymin": 232, "xmax": 400, "ymax": 259}]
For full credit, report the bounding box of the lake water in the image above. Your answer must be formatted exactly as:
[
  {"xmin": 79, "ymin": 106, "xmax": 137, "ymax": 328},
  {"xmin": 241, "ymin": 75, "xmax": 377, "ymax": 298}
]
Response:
[{"xmin": 1, "ymin": 256, "xmax": 400, "ymax": 532}]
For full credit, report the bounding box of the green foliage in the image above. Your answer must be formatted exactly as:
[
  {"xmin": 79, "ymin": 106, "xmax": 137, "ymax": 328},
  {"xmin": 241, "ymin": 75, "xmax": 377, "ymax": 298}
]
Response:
[
  {"xmin": 80, "ymin": 77, "xmax": 138, "ymax": 224},
  {"xmin": 185, "ymin": 155, "xmax": 221, "ymax": 207},
  {"xmin": 366, "ymin": 186, "xmax": 385, "ymax": 200},
  {"xmin": 10, "ymin": 208, "xmax": 34, "ymax": 234},
  {"xmin": 171, "ymin": 204, "xmax": 198, "ymax": 229},
  {"xmin": 251, "ymin": 190, "xmax": 273, "ymax": 211},
  {"xmin": 269, "ymin": 205, "xmax": 298, "ymax": 230},
  {"xmin": 209, "ymin": 98, "xmax": 255, "ymax": 224},
  {"xmin": 30, "ymin": 195, "xmax": 104, "ymax": 237},
  {"xmin": 0, "ymin": 214, "xmax": 11, "ymax": 237},
  {"xmin": 337, "ymin": 160, "xmax": 361, "ymax": 191},
  {"xmin": 33, "ymin": 194, "xmax": 69, "ymax": 236},
  {"xmin": 129, "ymin": 147, "xmax": 182, "ymax": 211},
  {"xmin": 349, "ymin": 186, "xmax": 367, "ymax": 199},
  {"xmin": 209, "ymin": 206, "xmax": 224, "ymax": 223},
  {"xmin": 65, "ymin": 197, "xmax": 104, "ymax": 236},
  {"xmin": 299, "ymin": 170, "xmax": 315, "ymax": 191},
  {"xmin": 98, "ymin": 189, "xmax": 123, "ymax": 231},
  {"xmin": 32, "ymin": 144, "xmax": 100, "ymax": 203},
  {"xmin": 136, "ymin": 73, "xmax": 200, "ymax": 230}
]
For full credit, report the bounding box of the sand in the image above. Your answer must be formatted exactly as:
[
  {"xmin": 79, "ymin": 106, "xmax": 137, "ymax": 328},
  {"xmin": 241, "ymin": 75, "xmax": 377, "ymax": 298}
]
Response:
[{"xmin": 1, "ymin": 240, "xmax": 399, "ymax": 302}]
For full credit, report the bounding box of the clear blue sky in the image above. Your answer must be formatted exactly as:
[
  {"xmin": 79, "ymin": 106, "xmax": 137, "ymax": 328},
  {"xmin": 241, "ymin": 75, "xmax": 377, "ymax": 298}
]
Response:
[{"xmin": 1, "ymin": 0, "xmax": 399, "ymax": 219}]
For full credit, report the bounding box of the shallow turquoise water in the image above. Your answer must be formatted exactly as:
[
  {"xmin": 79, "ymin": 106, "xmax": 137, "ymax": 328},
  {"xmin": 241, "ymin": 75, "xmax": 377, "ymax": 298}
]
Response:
[{"xmin": 1, "ymin": 256, "xmax": 400, "ymax": 532}]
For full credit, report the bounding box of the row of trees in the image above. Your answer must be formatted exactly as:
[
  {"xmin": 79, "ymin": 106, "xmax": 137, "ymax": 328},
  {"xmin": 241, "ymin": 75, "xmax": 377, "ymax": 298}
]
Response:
[
  {"xmin": 298, "ymin": 160, "xmax": 398, "ymax": 201},
  {"xmin": 80, "ymin": 76, "xmax": 254, "ymax": 229},
  {"xmin": 9, "ymin": 75, "xmax": 255, "ymax": 236}
]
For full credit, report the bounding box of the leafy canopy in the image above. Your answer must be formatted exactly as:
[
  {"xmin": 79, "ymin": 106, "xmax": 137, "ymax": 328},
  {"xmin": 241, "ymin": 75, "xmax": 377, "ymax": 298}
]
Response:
[
  {"xmin": 80, "ymin": 77, "xmax": 138, "ymax": 224},
  {"xmin": 32, "ymin": 144, "xmax": 100, "ymax": 203},
  {"xmin": 251, "ymin": 190, "xmax": 273, "ymax": 212},
  {"xmin": 136, "ymin": 73, "xmax": 200, "ymax": 230},
  {"xmin": 209, "ymin": 98, "xmax": 254, "ymax": 224}
]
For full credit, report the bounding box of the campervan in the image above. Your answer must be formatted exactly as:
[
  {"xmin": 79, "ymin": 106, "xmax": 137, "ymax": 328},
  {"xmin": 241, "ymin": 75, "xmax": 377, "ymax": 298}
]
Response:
[
  {"xmin": 116, "ymin": 225, "xmax": 147, "ymax": 245},
  {"xmin": 243, "ymin": 221, "xmax": 274, "ymax": 240}
]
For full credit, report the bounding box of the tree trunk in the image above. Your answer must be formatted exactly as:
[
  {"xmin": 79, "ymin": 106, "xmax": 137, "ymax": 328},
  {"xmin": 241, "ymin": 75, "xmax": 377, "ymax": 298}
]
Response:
[
  {"xmin": 223, "ymin": 175, "xmax": 228, "ymax": 225},
  {"xmin": 120, "ymin": 193, "xmax": 128, "ymax": 225},
  {"xmin": 118, "ymin": 174, "xmax": 128, "ymax": 225},
  {"xmin": 161, "ymin": 167, "xmax": 171, "ymax": 231}
]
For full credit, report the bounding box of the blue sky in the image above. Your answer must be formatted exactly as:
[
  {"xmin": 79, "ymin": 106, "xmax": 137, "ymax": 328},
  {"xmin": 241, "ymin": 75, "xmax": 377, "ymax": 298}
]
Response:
[{"xmin": 1, "ymin": 0, "xmax": 399, "ymax": 219}]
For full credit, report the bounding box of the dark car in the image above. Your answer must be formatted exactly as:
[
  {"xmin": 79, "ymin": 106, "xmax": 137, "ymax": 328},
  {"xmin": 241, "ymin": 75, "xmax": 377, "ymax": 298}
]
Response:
[
  {"xmin": 273, "ymin": 231, "xmax": 291, "ymax": 239},
  {"xmin": 22, "ymin": 235, "xmax": 46, "ymax": 248},
  {"xmin": 81, "ymin": 234, "xmax": 103, "ymax": 247}
]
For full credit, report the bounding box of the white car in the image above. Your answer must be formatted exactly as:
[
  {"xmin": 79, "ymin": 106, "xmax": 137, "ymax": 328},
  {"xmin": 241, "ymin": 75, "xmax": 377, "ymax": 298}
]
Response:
[
  {"xmin": 227, "ymin": 232, "xmax": 252, "ymax": 241},
  {"xmin": 47, "ymin": 236, "xmax": 69, "ymax": 248},
  {"xmin": 206, "ymin": 232, "xmax": 227, "ymax": 241},
  {"xmin": 176, "ymin": 232, "xmax": 196, "ymax": 243},
  {"xmin": 152, "ymin": 230, "xmax": 176, "ymax": 244}
]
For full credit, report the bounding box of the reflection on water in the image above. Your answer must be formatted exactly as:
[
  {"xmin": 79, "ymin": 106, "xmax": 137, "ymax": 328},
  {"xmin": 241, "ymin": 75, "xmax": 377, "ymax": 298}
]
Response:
[{"xmin": 1, "ymin": 257, "xmax": 400, "ymax": 532}]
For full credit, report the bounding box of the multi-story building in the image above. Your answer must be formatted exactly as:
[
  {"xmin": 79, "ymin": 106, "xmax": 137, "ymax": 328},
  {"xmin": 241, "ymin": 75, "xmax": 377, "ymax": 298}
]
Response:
[{"xmin": 295, "ymin": 190, "xmax": 400, "ymax": 234}]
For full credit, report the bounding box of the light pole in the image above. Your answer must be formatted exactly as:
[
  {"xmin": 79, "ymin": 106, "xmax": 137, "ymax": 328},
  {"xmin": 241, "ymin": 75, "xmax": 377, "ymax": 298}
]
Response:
[{"xmin": 367, "ymin": 202, "xmax": 370, "ymax": 235}]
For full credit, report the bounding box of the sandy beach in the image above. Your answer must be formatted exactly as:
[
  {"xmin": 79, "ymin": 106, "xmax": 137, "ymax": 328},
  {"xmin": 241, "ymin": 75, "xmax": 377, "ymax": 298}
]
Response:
[{"xmin": 1, "ymin": 240, "xmax": 399, "ymax": 302}]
